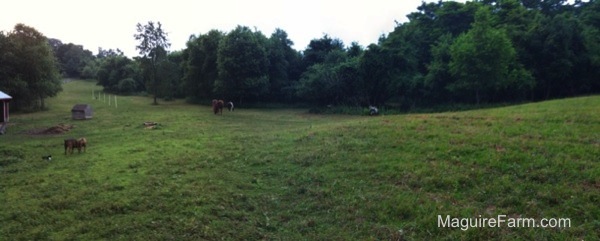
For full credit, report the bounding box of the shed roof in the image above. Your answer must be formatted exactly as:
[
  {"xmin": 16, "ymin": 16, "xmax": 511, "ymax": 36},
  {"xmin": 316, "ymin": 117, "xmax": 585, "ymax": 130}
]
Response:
[
  {"xmin": 0, "ymin": 91, "xmax": 12, "ymax": 100},
  {"xmin": 71, "ymin": 104, "xmax": 91, "ymax": 111}
]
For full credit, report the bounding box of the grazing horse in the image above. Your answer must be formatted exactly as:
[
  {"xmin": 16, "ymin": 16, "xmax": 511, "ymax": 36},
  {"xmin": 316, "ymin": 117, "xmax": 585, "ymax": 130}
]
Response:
[
  {"xmin": 212, "ymin": 99, "xmax": 224, "ymax": 115},
  {"xmin": 78, "ymin": 137, "xmax": 87, "ymax": 153},
  {"xmin": 64, "ymin": 137, "xmax": 87, "ymax": 154},
  {"xmin": 64, "ymin": 138, "xmax": 78, "ymax": 154},
  {"xmin": 227, "ymin": 101, "xmax": 234, "ymax": 111}
]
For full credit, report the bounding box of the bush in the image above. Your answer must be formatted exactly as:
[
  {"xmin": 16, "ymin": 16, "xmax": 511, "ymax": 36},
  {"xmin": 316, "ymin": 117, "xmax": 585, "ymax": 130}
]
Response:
[{"xmin": 118, "ymin": 78, "xmax": 137, "ymax": 94}]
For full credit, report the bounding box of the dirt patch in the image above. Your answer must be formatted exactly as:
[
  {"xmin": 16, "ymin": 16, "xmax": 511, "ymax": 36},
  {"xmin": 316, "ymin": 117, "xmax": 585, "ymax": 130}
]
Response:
[
  {"xmin": 28, "ymin": 123, "xmax": 74, "ymax": 135},
  {"xmin": 143, "ymin": 122, "xmax": 160, "ymax": 130}
]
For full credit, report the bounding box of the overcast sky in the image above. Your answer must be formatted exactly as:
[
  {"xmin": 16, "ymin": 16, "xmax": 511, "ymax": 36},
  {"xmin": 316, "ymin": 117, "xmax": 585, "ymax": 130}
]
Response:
[{"xmin": 2, "ymin": 0, "xmax": 464, "ymax": 57}]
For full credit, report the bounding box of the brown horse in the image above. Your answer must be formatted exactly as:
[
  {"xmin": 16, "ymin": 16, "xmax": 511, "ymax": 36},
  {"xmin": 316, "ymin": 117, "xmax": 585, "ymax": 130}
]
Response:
[
  {"xmin": 212, "ymin": 99, "xmax": 224, "ymax": 115},
  {"xmin": 64, "ymin": 137, "xmax": 87, "ymax": 154},
  {"xmin": 78, "ymin": 137, "xmax": 87, "ymax": 152},
  {"xmin": 64, "ymin": 138, "xmax": 77, "ymax": 154}
]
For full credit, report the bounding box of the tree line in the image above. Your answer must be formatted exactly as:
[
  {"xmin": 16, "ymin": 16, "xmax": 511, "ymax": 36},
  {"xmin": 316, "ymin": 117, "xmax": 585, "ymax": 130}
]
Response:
[{"xmin": 1, "ymin": 0, "xmax": 599, "ymax": 111}]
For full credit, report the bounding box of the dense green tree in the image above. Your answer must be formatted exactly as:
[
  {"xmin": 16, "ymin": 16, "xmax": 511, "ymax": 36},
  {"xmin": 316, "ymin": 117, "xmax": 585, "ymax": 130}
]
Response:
[
  {"xmin": 53, "ymin": 42, "xmax": 94, "ymax": 78},
  {"xmin": 296, "ymin": 50, "xmax": 347, "ymax": 105},
  {"xmin": 81, "ymin": 58, "xmax": 101, "ymax": 79},
  {"xmin": 302, "ymin": 34, "xmax": 345, "ymax": 68},
  {"xmin": 0, "ymin": 31, "xmax": 21, "ymax": 106},
  {"xmin": 158, "ymin": 51, "xmax": 185, "ymax": 100},
  {"xmin": 97, "ymin": 47, "xmax": 124, "ymax": 58},
  {"xmin": 579, "ymin": 0, "xmax": 600, "ymax": 94},
  {"xmin": 449, "ymin": 7, "xmax": 533, "ymax": 104},
  {"xmin": 527, "ymin": 12, "xmax": 589, "ymax": 99},
  {"xmin": 295, "ymin": 64, "xmax": 334, "ymax": 104},
  {"xmin": 81, "ymin": 48, "xmax": 124, "ymax": 81},
  {"xmin": 0, "ymin": 24, "xmax": 62, "ymax": 110},
  {"xmin": 215, "ymin": 26, "xmax": 270, "ymax": 103},
  {"xmin": 48, "ymin": 38, "xmax": 63, "ymax": 53},
  {"xmin": 435, "ymin": 1, "xmax": 480, "ymax": 36},
  {"xmin": 358, "ymin": 44, "xmax": 399, "ymax": 106},
  {"xmin": 183, "ymin": 30, "xmax": 223, "ymax": 101},
  {"xmin": 96, "ymin": 54, "xmax": 137, "ymax": 93},
  {"xmin": 335, "ymin": 55, "xmax": 362, "ymax": 105},
  {"xmin": 267, "ymin": 28, "xmax": 300, "ymax": 102},
  {"xmin": 134, "ymin": 21, "xmax": 170, "ymax": 104},
  {"xmin": 494, "ymin": 0, "xmax": 540, "ymax": 71},
  {"xmin": 296, "ymin": 47, "xmax": 366, "ymax": 106},
  {"xmin": 347, "ymin": 42, "xmax": 364, "ymax": 58},
  {"xmin": 425, "ymin": 34, "xmax": 456, "ymax": 103},
  {"xmin": 404, "ymin": 1, "xmax": 479, "ymax": 73},
  {"xmin": 378, "ymin": 21, "xmax": 430, "ymax": 107},
  {"xmin": 519, "ymin": 0, "xmax": 569, "ymax": 14}
]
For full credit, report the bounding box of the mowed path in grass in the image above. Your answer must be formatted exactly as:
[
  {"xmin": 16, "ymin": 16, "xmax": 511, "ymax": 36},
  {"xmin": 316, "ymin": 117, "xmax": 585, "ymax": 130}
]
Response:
[{"xmin": 1, "ymin": 80, "xmax": 599, "ymax": 240}]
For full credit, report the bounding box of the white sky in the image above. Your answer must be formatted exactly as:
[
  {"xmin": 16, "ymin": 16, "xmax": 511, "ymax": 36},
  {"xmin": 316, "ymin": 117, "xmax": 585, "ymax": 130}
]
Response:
[{"xmin": 2, "ymin": 0, "xmax": 462, "ymax": 57}]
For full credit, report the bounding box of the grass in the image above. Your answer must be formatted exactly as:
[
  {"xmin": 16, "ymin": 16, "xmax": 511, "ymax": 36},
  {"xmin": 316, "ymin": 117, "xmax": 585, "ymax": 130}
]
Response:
[{"xmin": 1, "ymin": 80, "xmax": 598, "ymax": 240}]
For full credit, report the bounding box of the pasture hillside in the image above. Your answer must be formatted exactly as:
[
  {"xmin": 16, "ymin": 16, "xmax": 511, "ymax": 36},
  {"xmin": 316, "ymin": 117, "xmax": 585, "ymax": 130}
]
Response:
[{"xmin": 1, "ymin": 80, "xmax": 598, "ymax": 240}]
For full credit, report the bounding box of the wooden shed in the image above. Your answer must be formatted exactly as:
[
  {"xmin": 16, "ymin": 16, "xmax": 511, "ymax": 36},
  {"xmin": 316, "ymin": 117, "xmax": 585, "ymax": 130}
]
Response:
[
  {"xmin": 71, "ymin": 104, "xmax": 93, "ymax": 120},
  {"xmin": 0, "ymin": 90, "xmax": 11, "ymax": 134}
]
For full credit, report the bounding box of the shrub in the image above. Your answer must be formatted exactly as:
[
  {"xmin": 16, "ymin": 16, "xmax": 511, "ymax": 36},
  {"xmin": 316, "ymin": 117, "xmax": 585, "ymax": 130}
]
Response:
[{"xmin": 118, "ymin": 78, "xmax": 137, "ymax": 94}]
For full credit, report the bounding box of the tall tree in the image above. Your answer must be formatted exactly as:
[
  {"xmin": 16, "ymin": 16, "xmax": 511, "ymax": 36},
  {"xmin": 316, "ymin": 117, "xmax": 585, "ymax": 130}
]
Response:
[
  {"xmin": 347, "ymin": 42, "xmax": 364, "ymax": 58},
  {"xmin": 54, "ymin": 42, "xmax": 94, "ymax": 78},
  {"xmin": 358, "ymin": 44, "xmax": 399, "ymax": 106},
  {"xmin": 159, "ymin": 51, "xmax": 185, "ymax": 100},
  {"xmin": 425, "ymin": 34, "xmax": 456, "ymax": 103},
  {"xmin": 183, "ymin": 30, "xmax": 223, "ymax": 101},
  {"xmin": 0, "ymin": 24, "xmax": 62, "ymax": 110},
  {"xmin": 215, "ymin": 25, "xmax": 269, "ymax": 103},
  {"xmin": 581, "ymin": 0, "xmax": 600, "ymax": 93},
  {"xmin": 302, "ymin": 34, "xmax": 345, "ymax": 68},
  {"xmin": 134, "ymin": 21, "xmax": 170, "ymax": 104},
  {"xmin": 449, "ymin": 7, "xmax": 532, "ymax": 104},
  {"xmin": 295, "ymin": 41, "xmax": 363, "ymax": 106},
  {"xmin": 96, "ymin": 54, "xmax": 137, "ymax": 93},
  {"xmin": 528, "ymin": 12, "xmax": 588, "ymax": 99},
  {"xmin": 267, "ymin": 28, "xmax": 298, "ymax": 101}
]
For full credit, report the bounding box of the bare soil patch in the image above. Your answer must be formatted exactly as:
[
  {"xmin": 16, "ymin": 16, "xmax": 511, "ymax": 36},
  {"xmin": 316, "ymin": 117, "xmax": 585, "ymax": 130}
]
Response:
[{"xmin": 27, "ymin": 123, "xmax": 74, "ymax": 135}]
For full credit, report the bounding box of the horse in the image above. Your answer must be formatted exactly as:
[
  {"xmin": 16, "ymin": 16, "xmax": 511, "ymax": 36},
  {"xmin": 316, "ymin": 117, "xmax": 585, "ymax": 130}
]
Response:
[
  {"xmin": 78, "ymin": 137, "xmax": 87, "ymax": 153},
  {"xmin": 369, "ymin": 105, "xmax": 379, "ymax": 116},
  {"xmin": 212, "ymin": 99, "xmax": 224, "ymax": 115},
  {"xmin": 64, "ymin": 137, "xmax": 87, "ymax": 154},
  {"xmin": 227, "ymin": 101, "xmax": 234, "ymax": 111},
  {"xmin": 64, "ymin": 138, "xmax": 78, "ymax": 154}
]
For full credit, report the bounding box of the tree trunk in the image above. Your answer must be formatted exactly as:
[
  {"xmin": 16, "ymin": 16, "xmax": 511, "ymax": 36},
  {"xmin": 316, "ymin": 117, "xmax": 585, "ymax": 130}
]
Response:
[
  {"xmin": 40, "ymin": 96, "xmax": 45, "ymax": 110},
  {"xmin": 151, "ymin": 60, "xmax": 159, "ymax": 105}
]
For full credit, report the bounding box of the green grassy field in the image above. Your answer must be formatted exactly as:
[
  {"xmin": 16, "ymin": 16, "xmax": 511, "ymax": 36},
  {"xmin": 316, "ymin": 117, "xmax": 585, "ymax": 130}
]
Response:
[{"xmin": 1, "ymin": 80, "xmax": 598, "ymax": 240}]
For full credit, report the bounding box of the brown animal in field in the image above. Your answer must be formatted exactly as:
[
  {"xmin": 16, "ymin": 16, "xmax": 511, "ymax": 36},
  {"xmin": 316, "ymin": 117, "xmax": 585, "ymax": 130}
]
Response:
[
  {"xmin": 64, "ymin": 137, "xmax": 87, "ymax": 154},
  {"xmin": 64, "ymin": 138, "xmax": 77, "ymax": 154},
  {"xmin": 77, "ymin": 137, "xmax": 87, "ymax": 152},
  {"xmin": 212, "ymin": 99, "xmax": 224, "ymax": 115}
]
